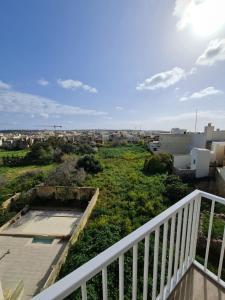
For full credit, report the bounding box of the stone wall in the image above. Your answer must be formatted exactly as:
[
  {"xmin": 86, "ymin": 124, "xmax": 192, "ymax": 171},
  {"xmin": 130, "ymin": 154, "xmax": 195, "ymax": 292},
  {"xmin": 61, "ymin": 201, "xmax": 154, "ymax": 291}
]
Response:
[{"xmin": 29, "ymin": 186, "xmax": 96, "ymax": 209}]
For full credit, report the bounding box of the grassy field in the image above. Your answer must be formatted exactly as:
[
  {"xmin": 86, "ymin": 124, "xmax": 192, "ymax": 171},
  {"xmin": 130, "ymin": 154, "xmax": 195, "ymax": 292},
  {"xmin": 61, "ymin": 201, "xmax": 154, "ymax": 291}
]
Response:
[
  {"xmin": 0, "ymin": 149, "xmax": 29, "ymax": 158},
  {"xmin": 0, "ymin": 163, "xmax": 56, "ymax": 181},
  {"xmin": 0, "ymin": 163, "xmax": 57, "ymax": 203},
  {"xmin": 59, "ymin": 144, "xmax": 169, "ymax": 299}
]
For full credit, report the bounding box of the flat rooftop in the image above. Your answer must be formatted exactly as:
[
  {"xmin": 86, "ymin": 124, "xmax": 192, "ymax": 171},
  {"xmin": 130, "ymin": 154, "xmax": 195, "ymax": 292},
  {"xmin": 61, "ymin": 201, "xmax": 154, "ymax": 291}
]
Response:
[
  {"xmin": 2, "ymin": 210, "xmax": 83, "ymax": 237},
  {"xmin": 0, "ymin": 209, "xmax": 83, "ymax": 299}
]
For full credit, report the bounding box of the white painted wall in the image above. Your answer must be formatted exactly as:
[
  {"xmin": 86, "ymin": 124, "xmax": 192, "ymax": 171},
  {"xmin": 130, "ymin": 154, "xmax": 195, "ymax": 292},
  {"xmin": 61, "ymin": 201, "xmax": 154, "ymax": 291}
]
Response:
[
  {"xmin": 173, "ymin": 155, "xmax": 190, "ymax": 169},
  {"xmin": 158, "ymin": 134, "xmax": 190, "ymax": 154},
  {"xmin": 189, "ymin": 133, "xmax": 206, "ymax": 150},
  {"xmin": 190, "ymin": 148, "xmax": 211, "ymax": 178}
]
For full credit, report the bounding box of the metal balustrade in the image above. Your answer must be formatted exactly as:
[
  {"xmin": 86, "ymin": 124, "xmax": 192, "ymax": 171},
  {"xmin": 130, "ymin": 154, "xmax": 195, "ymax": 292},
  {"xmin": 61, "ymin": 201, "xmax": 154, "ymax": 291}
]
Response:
[{"xmin": 33, "ymin": 190, "xmax": 225, "ymax": 300}]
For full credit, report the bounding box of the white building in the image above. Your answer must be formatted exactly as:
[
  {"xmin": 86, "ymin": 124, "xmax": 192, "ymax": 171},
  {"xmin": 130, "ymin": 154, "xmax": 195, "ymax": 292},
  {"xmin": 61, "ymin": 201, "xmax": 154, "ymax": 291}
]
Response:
[
  {"xmin": 205, "ymin": 123, "xmax": 225, "ymax": 142},
  {"xmin": 190, "ymin": 148, "xmax": 211, "ymax": 178},
  {"xmin": 173, "ymin": 148, "xmax": 212, "ymax": 178},
  {"xmin": 211, "ymin": 142, "xmax": 225, "ymax": 166},
  {"xmin": 171, "ymin": 128, "xmax": 187, "ymax": 134},
  {"xmin": 149, "ymin": 132, "xmax": 206, "ymax": 155}
]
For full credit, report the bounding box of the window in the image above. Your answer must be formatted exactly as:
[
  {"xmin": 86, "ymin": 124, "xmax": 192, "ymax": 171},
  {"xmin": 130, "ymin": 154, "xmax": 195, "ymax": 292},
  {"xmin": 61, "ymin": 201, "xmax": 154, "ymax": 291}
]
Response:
[{"xmin": 193, "ymin": 159, "xmax": 196, "ymax": 165}]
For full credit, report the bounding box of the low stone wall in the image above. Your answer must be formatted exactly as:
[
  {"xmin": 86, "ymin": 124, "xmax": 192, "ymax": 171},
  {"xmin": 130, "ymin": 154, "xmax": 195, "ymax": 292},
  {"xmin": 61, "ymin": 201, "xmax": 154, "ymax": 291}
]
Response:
[
  {"xmin": 29, "ymin": 186, "xmax": 96, "ymax": 208},
  {"xmin": 1, "ymin": 193, "xmax": 20, "ymax": 210},
  {"xmin": 42, "ymin": 188, "xmax": 99, "ymax": 290}
]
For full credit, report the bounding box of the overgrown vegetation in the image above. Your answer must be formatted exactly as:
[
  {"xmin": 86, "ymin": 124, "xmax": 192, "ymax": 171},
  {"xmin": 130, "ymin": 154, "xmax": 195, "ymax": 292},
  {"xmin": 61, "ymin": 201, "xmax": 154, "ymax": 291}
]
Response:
[
  {"xmin": 1, "ymin": 138, "xmax": 98, "ymax": 167},
  {"xmin": 143, "ymin": 153, "xmax": 172, "ymax": 175},
  {"xmin": 59, "ymin": 144, "xmax": 191, "ymax": 299}
]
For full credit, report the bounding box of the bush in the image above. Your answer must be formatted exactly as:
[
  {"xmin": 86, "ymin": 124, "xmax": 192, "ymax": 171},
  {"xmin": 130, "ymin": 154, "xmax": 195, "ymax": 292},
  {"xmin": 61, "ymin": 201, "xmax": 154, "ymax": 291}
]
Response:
[
  {"xmin": 163, "ymin": 175, "xmax": 191, "ymax": 204},
  {"xmin": 46, "ymin": 159, "xmax": 87, "ymax": 186},
  {"xmin": 25, "ymin": 142, "xmax": 55, "ymax": 165},
  {"xmin": 143, "ymin": 153, "xmax": 172, "ymax": 175},
  {"xmin": 77, "ymin": 155, "xmax": 103, "ymax": 174}
]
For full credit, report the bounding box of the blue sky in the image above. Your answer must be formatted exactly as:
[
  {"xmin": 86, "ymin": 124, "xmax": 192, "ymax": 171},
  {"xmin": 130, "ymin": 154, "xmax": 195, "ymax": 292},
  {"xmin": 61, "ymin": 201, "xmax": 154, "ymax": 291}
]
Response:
[{"xmin": 0, "ymin": 0, "xmax": 225, "ymax": 130}]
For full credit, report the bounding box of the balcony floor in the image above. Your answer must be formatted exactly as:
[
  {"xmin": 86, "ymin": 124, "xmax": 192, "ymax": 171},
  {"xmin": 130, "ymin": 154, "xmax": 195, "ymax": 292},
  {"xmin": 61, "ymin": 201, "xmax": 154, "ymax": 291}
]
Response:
[{"xmin": 168, "ymin": 265, "xmax": 225, "ymax": 300}]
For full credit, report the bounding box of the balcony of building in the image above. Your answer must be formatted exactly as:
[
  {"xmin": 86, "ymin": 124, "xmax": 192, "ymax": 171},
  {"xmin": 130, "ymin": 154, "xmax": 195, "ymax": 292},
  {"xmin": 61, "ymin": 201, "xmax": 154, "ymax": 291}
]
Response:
[{"xmin": 33, "ymin": 190, "xmax": 225, "ymax": 300}]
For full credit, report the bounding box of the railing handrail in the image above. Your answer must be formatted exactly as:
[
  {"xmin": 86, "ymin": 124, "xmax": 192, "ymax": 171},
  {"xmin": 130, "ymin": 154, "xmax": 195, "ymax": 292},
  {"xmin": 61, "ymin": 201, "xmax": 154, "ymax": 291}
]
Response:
[
  {"xmin": 200, "ymin": 190, "xmax": 225, "ymax": 206},
  {"xmin": 33, "ymin": 189, "xmax": 201, "ymax": 300}
]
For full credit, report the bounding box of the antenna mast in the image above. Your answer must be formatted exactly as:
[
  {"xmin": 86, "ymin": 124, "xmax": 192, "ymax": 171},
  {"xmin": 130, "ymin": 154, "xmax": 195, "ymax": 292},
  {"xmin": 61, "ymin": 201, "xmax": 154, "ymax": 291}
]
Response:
[{"xmin": 194, "ymin": 109, "xmax": 198, "ymax": 132}]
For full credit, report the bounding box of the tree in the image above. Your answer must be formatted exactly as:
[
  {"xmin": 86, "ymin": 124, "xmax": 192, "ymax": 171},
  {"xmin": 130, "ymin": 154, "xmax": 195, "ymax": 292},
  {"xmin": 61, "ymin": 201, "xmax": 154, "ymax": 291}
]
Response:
[
  {"xmin": 77, "ymin": 155, "xmax": 103, "ymax": 174},
  {"xmin": 143, "ymin": 153, "xmax": 172, "ymax": 175},
  {"xmin": 25, "ymin": 142, "xmax": 55, "ymax": 165}
]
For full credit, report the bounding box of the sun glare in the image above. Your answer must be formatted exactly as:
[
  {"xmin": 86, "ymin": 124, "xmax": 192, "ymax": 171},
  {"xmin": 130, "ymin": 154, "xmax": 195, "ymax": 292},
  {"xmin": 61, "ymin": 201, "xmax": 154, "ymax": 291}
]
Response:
[{"xmin": 189, "ymin": 0, "xmax": 225, "ymax": 36}]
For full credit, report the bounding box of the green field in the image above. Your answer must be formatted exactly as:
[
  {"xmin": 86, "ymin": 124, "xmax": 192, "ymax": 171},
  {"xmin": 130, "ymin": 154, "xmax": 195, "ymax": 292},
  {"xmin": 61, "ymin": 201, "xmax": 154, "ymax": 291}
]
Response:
[
  {"xmin": 0, "ymin": 163, "xmax": 56, "ymax": 203},
  {"xmin": 0, "ymin": 149, "xmax": 29, "ymax": 158},
  {"xmin": 0, "ymin": 164, "xmax": 56, "ymax": 181},
  {"xmin": 59, "ymin": 144, "xmax": 170, "ymax": 299}
]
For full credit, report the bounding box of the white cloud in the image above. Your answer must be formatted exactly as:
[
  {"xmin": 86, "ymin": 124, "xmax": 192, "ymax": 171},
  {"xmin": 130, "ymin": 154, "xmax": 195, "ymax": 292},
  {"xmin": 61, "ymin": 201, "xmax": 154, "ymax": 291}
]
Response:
[
  {"xmin": 115, "ymin": 106, "xmax": 123, "ymax": 111},
  {"xmin": 37, "ymin": 78, "xmax": 49, "ymax": 86},
  {"xmin": 180, "ymin": 86, "xmax": 223, "ymax": 101},
  {"xmin": 136, "ymin": 67, "xmax": 186, "ymax": 91},
  {"xmin": 0, "ymin": 90, "xmax": 107, "ymax": 117},
  {"xmin": 196, "ymin": 39, "xmax": 225, "ymax": 66},
  {"xmin": 0, "ymin": 80, "xmax": 11, "ymax": 90},
  {"xmin": 157, "ymin": 110, "xmax": 225, "ymax": 125},
  {"xmin": 57, "ymin": 79, "xmax": 98, "ymax": 93}
]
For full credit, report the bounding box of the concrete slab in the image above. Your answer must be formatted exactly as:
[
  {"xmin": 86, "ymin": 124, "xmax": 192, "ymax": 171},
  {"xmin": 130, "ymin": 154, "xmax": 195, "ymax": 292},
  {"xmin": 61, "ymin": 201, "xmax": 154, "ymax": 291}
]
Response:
[
  {"xmin": 0, "ymin": 209, "xmax": 84, "ymax": 299},
  {"xmin": 0, "ymin": 236, "xmax": 65, "ymax": 300},
  {"xmin": 2, "ymin": 210, "xmax": 83, "ymax": 236},
  {"xmin": 168, "ymin": 266, "xmax": 225, "ymax": 300}
]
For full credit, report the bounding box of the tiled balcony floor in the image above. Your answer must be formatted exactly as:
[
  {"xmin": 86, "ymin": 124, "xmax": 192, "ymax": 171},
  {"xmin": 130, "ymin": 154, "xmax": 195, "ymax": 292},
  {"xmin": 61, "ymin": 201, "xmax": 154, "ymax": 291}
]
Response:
[{"xmin": 168, "ymin": 266, "xmax": 225, "ymax": 300}]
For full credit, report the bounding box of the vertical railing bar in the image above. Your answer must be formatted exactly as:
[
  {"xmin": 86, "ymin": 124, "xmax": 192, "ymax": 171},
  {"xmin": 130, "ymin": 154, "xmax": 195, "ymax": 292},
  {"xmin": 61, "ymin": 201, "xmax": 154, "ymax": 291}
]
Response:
[
  {"xmin": 204, "ymin": 200, "xmax": 215, "ymax": 271},
  {"xmin": 173, "ymin": 210, "xmax": 182, "ymax": 286},
  {"xmin": 179, "ymin": 205, "xmax": 188, "ymax": 277},
  {"xmin": 132, "ymin": 244, "xmax": 138, "ymax": 300},
  {"xmin": 189, "ymin": 197, "xmax": 198, "ymax": 262},
  {"xmin": 167, "ymin": 215, "xmax": 176, "ymax": 295},
  {"xmin": 193, "ymin": 195, "xmax": 201, "ymax": 259},
  {"xmin": 218, "ymin": 226, "xmax": 225, "ymax": 281},
  {"xmin": 152, "ymin": 227, "xmax": 160, "ymax": 300},
  {"xmin": 143, "ymin": 235, "xmax": 150, "ymax": 300},
  {"xmin": 119, "ymin": 254, "xmax": 124, "ymax": 300},
  {"xmin": 102, "ymin": 267, "xmax": 108, "ymax": 300},
  {"xmin": 184, "ymin": 201, "xmax": 193, "ymax": 270},
  {"xmin": 160, "ymin": 221, "xmax": 168, "ymax": 300},
  {"xmin": 81, "ymin": 283, "xmax": 87, "ymax": 300}
]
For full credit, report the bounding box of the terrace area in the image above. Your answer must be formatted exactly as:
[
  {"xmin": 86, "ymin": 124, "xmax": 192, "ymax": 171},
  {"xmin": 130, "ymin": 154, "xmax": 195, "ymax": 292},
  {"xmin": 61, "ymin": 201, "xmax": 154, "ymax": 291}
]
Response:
[
  {"xmin": 0, "ymin": 209, "xmax": 83, "ymax": 299},
  {"xmin": 33, "ymin": 190, "xmax": 225, "ymax": 300},
  {"xmin": 0, "ymin": 186, "xmax": 99, "ymax": 300}
]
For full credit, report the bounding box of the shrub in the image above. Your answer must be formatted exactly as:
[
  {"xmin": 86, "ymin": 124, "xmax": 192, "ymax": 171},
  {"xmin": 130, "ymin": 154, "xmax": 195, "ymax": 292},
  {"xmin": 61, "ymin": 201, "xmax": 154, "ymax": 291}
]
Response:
[
  {"xmin": 143, "ymin": 153, "xmax": 172, "ymax": 175},
  {"xmin": 77, "ymin": 155, "xmax": 103, "ymax": 174},
  {"xmin": 163, "ymin": 175, "xmax": 191, "ymax": 204}
]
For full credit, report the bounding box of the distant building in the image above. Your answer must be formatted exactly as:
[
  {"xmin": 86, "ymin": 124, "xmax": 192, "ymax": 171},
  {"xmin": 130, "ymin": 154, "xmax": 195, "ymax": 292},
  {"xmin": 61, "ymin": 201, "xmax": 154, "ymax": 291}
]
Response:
[{"xmin": 171, "ymin": 128, "xmax": 187, "ymax": 134}]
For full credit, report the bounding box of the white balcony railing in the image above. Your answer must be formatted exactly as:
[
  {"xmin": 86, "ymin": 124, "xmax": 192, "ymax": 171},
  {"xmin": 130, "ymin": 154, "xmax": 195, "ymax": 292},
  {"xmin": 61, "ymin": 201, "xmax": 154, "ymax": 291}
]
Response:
[{"xmin": 33, "ymin": 190, "xmax": 225, "ymax": 300}]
